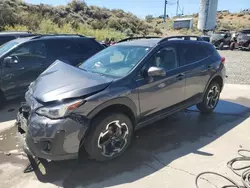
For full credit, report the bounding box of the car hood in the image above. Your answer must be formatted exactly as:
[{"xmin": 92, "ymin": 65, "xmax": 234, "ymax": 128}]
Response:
[{"xmin": 29, "ymin": 60, "xmax": 114, "ymax": 102}]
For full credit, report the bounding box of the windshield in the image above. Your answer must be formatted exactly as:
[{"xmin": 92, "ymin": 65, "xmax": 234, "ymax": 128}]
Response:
[
  {"xmin": 212, "ymin": 33, "xmax": 226, "ymax": 39},
  {"xmin": 0, "ymin": 40, "xmax": 19, "ymax": 56},
  {"xmin": 79, "ymin": 45, "xmax": 150, "ymax": 77}
]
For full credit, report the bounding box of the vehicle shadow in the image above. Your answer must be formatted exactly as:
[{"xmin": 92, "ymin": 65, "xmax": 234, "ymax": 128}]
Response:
[
  {"xmin": 0, "ymin": 97, "xmax": 23, "ymax": 124},
  {"xmin": 26, "ymin": 98, "xmax": 250, "ymax": 188}
]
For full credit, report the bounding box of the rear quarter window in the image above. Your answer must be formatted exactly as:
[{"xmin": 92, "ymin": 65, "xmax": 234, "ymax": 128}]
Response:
[{"xmin": 203, "ymin": 43, "xmax": 218, "ymax": 57}]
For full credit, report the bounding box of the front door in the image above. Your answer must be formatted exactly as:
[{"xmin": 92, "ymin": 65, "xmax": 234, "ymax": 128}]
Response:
[
  {"xmin": 1, "ymin": 41, "xmax": 48, "ymax": 97},
  {"xmin": 136, "ymin": 45, "xmax": 185, "ymax": 121}
]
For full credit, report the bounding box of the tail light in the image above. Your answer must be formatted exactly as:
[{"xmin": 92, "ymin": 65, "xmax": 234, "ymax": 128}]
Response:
[{"xmin": 221, "ymin": 57, "xmax": 225, "ymax": 64}]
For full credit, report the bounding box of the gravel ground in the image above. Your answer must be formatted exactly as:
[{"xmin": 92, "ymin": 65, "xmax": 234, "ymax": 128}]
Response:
[{"xmin": 219, "ymin": 50, "xmax": 250, "ymax": 85}]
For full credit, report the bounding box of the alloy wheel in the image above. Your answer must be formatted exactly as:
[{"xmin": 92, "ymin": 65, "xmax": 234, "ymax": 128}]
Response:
[
  {"xmin": 97, "ymin": 120, "xmax": 129, "ymax": 157},
  {"xmin": 206, "ymin": 85, "xmax": 220, "ymax": 109}
]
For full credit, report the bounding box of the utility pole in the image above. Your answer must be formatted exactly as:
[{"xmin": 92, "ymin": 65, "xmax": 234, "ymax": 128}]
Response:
[
  {"xmin": 164, "ymin": 0, "xmax": 167, "ymax": 22},
  {"xmin": 176, "ymin": 0, "xmax": 179, "ymax": 17}
]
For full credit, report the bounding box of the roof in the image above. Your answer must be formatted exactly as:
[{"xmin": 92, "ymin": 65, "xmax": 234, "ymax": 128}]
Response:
[
  {"xmin": 11, "ymin": 36, "xmax": 35, "ymax": 43},
  {"xmin": 174, "ymin": 17, "xmax": 193, "ymax": 21},
  {"xmin": 115, "ymin": 38, "xmax": 162, "ymax": 47}
]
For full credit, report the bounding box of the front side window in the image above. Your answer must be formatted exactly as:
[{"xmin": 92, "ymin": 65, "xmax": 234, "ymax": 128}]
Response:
[
  {"xmin": 8, "ymin": 41, "xmax": 47, "ymax": 63},
  {"xmin": 136, "ymin": 47, "xmax": 178, "ymax": 79},
  {"xmin": 79, "ymin": 45, "xmax": 150, "ymax": 77},
  {"xmin": 150, "ymin": 47, "xmax": 178, "ymax": 70},
  {"xmin": 0, "ymin": 40, "xmax": 19, "ymax": 56}
]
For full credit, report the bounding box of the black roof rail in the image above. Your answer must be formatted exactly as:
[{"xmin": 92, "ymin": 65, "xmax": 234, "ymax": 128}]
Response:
[
  {"xmin": 158, "ymin": 35, "xmax": 204, "ymax": 44},
  {"xmin": 31, "ymin": 34, "xmax": 85, "ymax": 39},
  {"xmin": 117, "ymin": 36, "xmax": 161, "ymax": 43}
]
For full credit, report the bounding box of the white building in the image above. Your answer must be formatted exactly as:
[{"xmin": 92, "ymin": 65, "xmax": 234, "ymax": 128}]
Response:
[{"xmin": 173, "ymin": 18, "xmax": 193, "ymax": 29}]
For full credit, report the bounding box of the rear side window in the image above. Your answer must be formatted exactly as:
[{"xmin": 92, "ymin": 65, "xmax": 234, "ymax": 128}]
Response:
[
  {"xmin": 47, "ymin": 38, "xmax": 104, "ymax": 58},
  {"xmin": 47, "ymin": 39, "xmax": 80, "ymax": 57},
  {"xmin": 0, "ymin": 36, "xmax": 16, "ymax": 46},
  {"xmin": 180, "ymin": 43, "xmax": 208, "ymax": 66}
]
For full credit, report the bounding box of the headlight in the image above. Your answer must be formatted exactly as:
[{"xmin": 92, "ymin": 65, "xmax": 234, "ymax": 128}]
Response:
[{"xmin": 36, "ymin": 100, "xmax": 83, "ymax": 119}]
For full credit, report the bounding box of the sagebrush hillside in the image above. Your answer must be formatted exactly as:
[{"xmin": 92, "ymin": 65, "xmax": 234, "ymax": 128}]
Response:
[
  {"xmin": 1, "ymin": 0, "xmax": 250, "ymax": 40},
  {"xmin": 0, "ymin": 0, "xmax": 161, "ymax": 40}
]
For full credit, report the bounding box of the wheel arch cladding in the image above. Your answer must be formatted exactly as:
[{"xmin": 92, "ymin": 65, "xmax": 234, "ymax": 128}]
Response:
[
  {"xmin": 87, "ymin": 97, "xmax": 137, "ymax": 122},
  {"xmin": 211, "ymin": 75, "xmax": 223, "ymax": 90}
]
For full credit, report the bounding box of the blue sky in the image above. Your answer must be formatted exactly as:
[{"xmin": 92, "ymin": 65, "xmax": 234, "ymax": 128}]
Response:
[{"xmin": 25, "ymin": 0, "xmax": 250, "ymax": 18}]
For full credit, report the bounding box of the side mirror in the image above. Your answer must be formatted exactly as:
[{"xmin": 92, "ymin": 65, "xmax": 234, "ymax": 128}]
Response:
[
  {"xmin": 147, "ymin": 66, "xmax": 166, "ymax": 77},
  {"xmin": 3, "ymin": 56, "xmax": 18, "ymax": 66}
]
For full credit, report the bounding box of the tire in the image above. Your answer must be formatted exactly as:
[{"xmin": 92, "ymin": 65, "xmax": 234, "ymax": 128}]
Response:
[
  {"xmin": 0, "ymin": 91, "xmax": 4, "ymax": 109},
  {"xmin": 218, "ymin": 42, "xmax": 224, "ymax": 50},
  {"xmin": 84, "ymin": 113, "xmax": 133, "ymax": 161},
  {"xmin": 230, "ymin": 42, "xmax": 235, "ymax": 50},
  {"xmin": 197, "ymin": 82, "xmax": 221, "ymax": 114}
]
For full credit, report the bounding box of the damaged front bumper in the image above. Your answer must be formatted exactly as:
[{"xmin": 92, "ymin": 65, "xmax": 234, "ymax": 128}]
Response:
[{"xmin": 16, "ymin": 103, "xmax": 89, "ymax": 161}]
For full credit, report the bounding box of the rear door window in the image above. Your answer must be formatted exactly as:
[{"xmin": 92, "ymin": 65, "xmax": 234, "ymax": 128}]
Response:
[
  {"xmin": 47, "ymin": 39, "xmax": 78, "ymax": 58},
  {"xmin": 180, "ymin": 43, "xmax": 208, "ymax": 66}
]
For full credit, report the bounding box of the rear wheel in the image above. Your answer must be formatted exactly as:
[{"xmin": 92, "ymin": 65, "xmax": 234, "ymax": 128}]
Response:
[
  {"xmin": 197, "ymin": 82, "xmax": 221, "ymax": 114},
  {"xmin": 218, "ymin": 42, "xmax": 224, "ymax": 50},
  {"xmin": 84, "ymin": 113, "xmax": 133, "ymax": 161},
  {"xmin": 230, "ymin": 42, "xmax": 235, "ymax": 50}
]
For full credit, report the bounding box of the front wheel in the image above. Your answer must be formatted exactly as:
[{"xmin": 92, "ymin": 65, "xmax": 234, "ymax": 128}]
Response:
[
  {"xmin": 197, "ymin": 82, "xmax": 221, "ymax": 114},
  {"xmin": 84, "ymin": 113, "xmax": 133, "ymax": 161}
]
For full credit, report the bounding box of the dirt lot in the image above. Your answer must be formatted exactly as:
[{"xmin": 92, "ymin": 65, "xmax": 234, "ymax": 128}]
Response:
[{"xmin": 219, "ymin": 50, "xmax": 250, "ymax": 85}]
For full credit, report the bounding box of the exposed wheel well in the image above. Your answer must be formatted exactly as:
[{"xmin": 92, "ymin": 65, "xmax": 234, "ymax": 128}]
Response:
[
  {"xmin": 79, "ymin": 104, "xmax": 136, "ymax": 153},
  {"xmin": 210, "ymin": 76, "xmax": 223, "ymax": 90},
  {"xmin": 90, "ymin": 104, "xmax": 136, "ymax": 127}
]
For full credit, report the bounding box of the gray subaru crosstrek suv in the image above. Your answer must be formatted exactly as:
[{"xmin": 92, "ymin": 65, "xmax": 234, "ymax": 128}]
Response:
[{"xmin": 17, "ymin": 36, "xmax": 226, "ymax": 161}]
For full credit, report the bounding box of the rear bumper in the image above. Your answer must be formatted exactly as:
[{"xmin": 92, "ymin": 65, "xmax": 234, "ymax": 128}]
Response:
[{"xmin": 17, "ymin": 109, "xmax": 89, "ymax": 161}]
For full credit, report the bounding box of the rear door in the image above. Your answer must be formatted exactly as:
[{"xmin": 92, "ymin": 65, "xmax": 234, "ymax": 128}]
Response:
[{"xmin": 178, "ymin": 42, "xmax": 211, "ymax": 100}]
